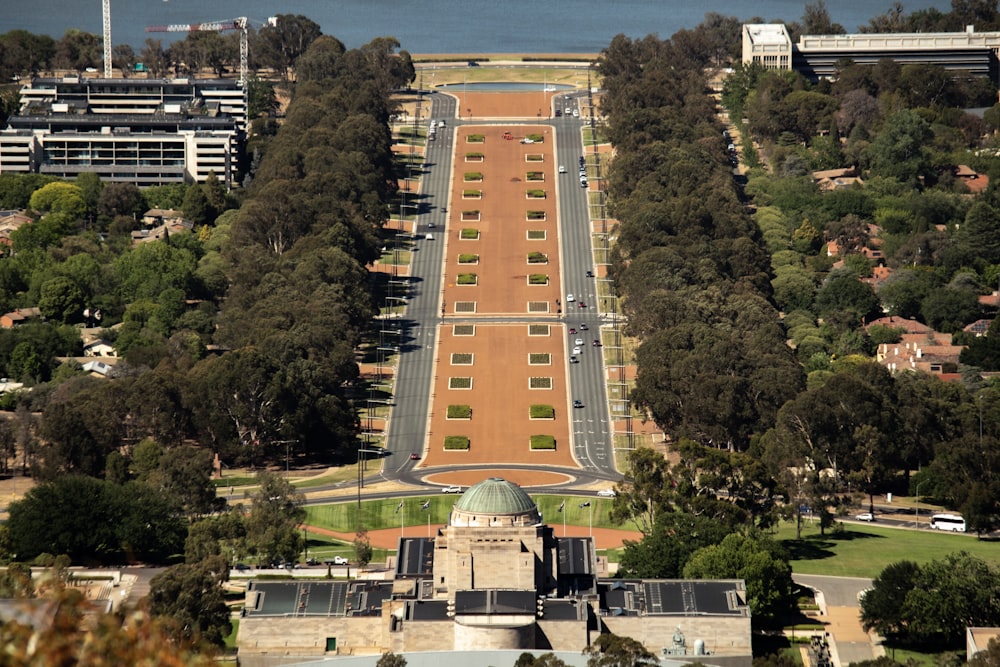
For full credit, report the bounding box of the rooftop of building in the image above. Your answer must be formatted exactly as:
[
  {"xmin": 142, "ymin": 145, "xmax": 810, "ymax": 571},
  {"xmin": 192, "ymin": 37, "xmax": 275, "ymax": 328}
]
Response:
[{"xmin": 743, "ymin": 24, "xmax": 791, "ymax": 45}]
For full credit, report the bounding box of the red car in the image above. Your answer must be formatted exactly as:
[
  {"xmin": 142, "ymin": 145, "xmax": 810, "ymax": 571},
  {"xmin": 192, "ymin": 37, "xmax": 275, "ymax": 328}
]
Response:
[
  {"xmin": 569, "ymin": 327, "xmax": 577, "ymax": 334},
  {"xmin": 578, "ymin": 302, "xmax": 586, "ymax": 308},
  {"xmin": 409, "ymin": 453, "xmax": 420, "ymax": 460}
]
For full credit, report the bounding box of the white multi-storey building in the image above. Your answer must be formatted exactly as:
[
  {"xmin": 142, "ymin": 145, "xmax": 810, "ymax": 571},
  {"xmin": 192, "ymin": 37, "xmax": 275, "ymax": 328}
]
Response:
[{"xmin": 0, "ymin": 77, "xmax": 246, "ymax": 187}]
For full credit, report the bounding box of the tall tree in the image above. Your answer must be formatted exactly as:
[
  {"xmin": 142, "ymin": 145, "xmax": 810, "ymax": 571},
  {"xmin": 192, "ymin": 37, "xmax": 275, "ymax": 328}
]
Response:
[{"xmin": 245, "ymin": 471, "xmax": 305, "ymax": 565}]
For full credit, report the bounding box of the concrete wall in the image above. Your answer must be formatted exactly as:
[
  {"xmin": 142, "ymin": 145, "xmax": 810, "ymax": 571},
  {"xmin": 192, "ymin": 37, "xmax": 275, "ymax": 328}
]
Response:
[{"xmin": 601, "ymin": 615, "xmax": 752, "ymax": 660}]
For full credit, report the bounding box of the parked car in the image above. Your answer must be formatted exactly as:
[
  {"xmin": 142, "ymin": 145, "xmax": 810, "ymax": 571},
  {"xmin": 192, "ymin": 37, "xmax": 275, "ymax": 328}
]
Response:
[
  {"xmin": 856, "ymin": 512, "xmax": 875, "ymax": 522},
  {"xmin": 234, "ymin": 563, "xmax": 250, "ymax": 571},
  {"xmin": 597, "ymin": 489, "xmax": 616, "ymax": 498},
  {"xmin": 442, "ymin": 485, "xmax": 463, "ymax": 494},
  {"xmin": 325, "ymin": 556, "xmax": 349, "ymax": 565},
  {"xmin": 573, "ymin": 399, "xmax": 584, "ymax": 408}
]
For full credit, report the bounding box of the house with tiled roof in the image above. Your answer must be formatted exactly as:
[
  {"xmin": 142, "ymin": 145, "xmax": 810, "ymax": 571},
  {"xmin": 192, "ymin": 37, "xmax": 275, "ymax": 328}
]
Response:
[
  {"xmin": 955, "ymin": 165, "xmax": 989, "ymax": 194},
  {"xmin": 0, "ymin": 308, "xmax": 42, "ymax": 328},
  {"xmin": 876, "ymin": 331, "xmax": 965, "ymax": 376},
  {"xmin": 813, "ymin": 167, "xmax": 863, "ymax": 191},
  {"xmin": 866, "ymin": 316, "xmax": 931, "ymax": 334}
]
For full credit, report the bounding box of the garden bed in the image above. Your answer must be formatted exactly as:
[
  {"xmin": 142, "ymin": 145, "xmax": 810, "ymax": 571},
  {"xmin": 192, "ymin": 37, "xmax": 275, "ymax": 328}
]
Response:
[
  {"xmin": 526, "ymin": 189, "xmax": 546, "ymax": 199},
  {"xmin": 527, "ymin": 251, "xmax": 548, "ymax": 264},
  {"xmin": 465, "ymin": 152, "xmax": 484, "ymax": 161},
  {"xmin": 458, "ymin": 254, "xmax": 479, "ymax": 264},
  {"xmin": 530, "ymin": 404, "xmax": 555, "ymax": 419},
  {"xmin": 527, "ymin": 230, "xmax": 546, "ymax": 240},
  {"xmin": 528, "ymin": 274, "xmax": 549, "ymax": 285},
  {"xmin": 528, "ymin": 354, "xmax": 551, "ymax": 365},
  {"xmin": 526, "ymin": 211, "xmax": 546, "ymax": 221},
  {"xmin": 529, "ymin": 377, "xmax": 552, "ymax": 389},
  {"xmin": 463, "ymin": 172, "xmax": 483, "ymax": 182},
  {"xmin": 457, "ymin": 273, "xmax": 478, "ymax": 285},
  {"xmin": 447, "ymin": 405, "xmax": 472, "ymax": 419},
  {"xmin": 444, "ymin": 435, "xmax": 470, "ymax": 450},
  {"xmin": 448, "ymin": 377, "xmax": 472, "ymax": 389},
  {"xmin": 462, "ymin": 189, "xmax": 482, "ymax": 199},
  {"xmin": 530, "ymin": 434, "xmax": 556, "ymax": 450},
  {"xmin": 467, "ymin": 134, "xmax": 485, "ymax": 143},
  {"xmin": 460, "ymin": 228, "xmax": 480, "ymax": 240}
]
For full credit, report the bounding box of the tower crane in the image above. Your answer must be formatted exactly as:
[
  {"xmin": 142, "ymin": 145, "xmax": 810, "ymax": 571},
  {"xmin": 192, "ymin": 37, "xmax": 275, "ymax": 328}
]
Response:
[{"xmin": 145, "ymin": 17, "xmax": 249, "ymax": 86}]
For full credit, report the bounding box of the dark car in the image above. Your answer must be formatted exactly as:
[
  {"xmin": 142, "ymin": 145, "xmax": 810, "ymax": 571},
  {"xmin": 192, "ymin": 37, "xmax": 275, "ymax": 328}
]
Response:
[
  {"xmin": 409, "ymin": 452, "xmax": 420, "ymax": 460},
  {"xmin": 579, "ymin": 323, "xmax": 588, "ymax": 330},
  {"xmin": 578, "ymin": 301, "xmax": 586, "ymax": 308},
  {"xmin": 569, "ymin": 355, "xmax": 579, "ymax": 364},
  {"xmin": 573, "ymin": 399, "xmax": 584, "ymax": 408},
  {"xmin": 234, "ymin": 563, "xmax": 250, "ymax": 571},
  {"xmin": 555, "ymin": 109, "xmax": 562, "ymax": 117},
  {"xmin": 467, "ymin": 60, "xmax": 479, "ymax": 67},
  {"xmin": 586, "ymin": 270, "xmax": 594, "ymax": 278},
  {"xmin": 593, "ymin": 339, "xmax": 602, "ymax": 347}
]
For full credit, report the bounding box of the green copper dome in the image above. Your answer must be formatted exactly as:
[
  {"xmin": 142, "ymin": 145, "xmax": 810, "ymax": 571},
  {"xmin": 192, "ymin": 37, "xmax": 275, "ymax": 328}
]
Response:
[{"xmin": 454, "ymin": 478, "xmax": 537, "ymax": 515}]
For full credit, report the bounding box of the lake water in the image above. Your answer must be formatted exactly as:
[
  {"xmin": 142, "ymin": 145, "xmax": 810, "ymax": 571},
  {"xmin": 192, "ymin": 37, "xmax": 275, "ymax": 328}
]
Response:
[{"xmin": 7, "ymin": 0, "xmax": 949, "ymax": 53}]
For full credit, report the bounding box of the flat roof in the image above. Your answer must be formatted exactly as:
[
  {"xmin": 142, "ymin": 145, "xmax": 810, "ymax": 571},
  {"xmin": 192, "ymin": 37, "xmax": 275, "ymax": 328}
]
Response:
[{"xmin": 744, "ymin": 24, "xmax": 790, "ymax": 45}]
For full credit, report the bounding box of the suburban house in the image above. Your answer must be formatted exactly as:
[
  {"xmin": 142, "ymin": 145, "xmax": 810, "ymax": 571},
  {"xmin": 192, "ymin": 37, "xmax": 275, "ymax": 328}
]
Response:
[
  {"xmin": 0, "ymin": 308, "xmax": 42, "ymax": 328},
  {"xmin": 876, "ymin": 332, "xmax": 965, "ymax": 376}
]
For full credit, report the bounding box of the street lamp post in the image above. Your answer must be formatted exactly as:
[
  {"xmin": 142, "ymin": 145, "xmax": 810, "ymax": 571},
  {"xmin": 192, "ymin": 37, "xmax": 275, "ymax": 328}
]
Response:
[
  {"xmin": 579, "ymin": 501, "xmax": 592, "ymax": 537},
  {"xmin": 356, "ymin": 448, "xmax": 385, "ymax": 516}
]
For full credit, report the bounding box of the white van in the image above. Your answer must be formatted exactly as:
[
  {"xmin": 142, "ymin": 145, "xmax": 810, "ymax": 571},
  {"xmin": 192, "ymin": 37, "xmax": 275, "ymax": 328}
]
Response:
[{"xmin": 426, "ymin": 233, "xmax": 434, "ymax": 240}]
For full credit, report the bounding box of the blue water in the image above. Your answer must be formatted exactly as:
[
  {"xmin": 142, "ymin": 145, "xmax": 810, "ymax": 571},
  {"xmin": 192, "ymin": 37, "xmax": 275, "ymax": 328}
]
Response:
[
  {"xmin": 438, "ymin": 82, "xmax": 576, "ymax": 91},
  {"xmin": 5, "ymin": 1, "xmax": 950, "ymax": 53}
]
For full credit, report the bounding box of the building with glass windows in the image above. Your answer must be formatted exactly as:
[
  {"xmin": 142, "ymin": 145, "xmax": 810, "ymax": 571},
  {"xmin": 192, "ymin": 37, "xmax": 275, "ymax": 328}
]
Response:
[{"xmin": 0, "ymin": 77, "xmax": 245, "ymax": 187}]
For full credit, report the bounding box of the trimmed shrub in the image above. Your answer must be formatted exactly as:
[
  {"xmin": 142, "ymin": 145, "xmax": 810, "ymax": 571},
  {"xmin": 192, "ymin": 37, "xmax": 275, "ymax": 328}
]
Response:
[
  {"xmin": 463, "ymin": 189, "xmax": 482, "ymax": 198},
  {"xmin": 460, "ymin": 228, "xmax": 479, "ymax": 239},
  {"xmin": 528, "ymin": 274, "xmax": 548, "ymax": 285},
  {"xmin": 463, "ymin": 172, "xmax": 483, "ymax": 181},
  {"xmin": 530, "ymin": 434, "xmax": 556, "ymax": 450},
  {"xmin": 530, "ymin": 404, "xmax": 555, "ymax": 419},
  {"xmin": 447, "ymin": 405, "xmax": 472, "ymax": 419},
  {"xmin": 458, "ymin": 254, "xmax": 479, "ymax": 264},
  {"xmin": 467, "ymin": 134, "xmax": 485, "ymax": 143},
  {"xmin": 444, "ymin": 435, "xmax": 470, "ymax": 450},
  {"xmin": 526, "ymin": 210, "xmax": 546, "ymax": 220},
  {"xmin": 526, "ymin": 189, "xmax": 546, "ymax": 198},
  {"xmin": 527, "ymin": 251, "xmax": 548, "ymax": 263},
  {"xmin": 457, "ymin": 273, "xmax": 478, "ymax": 285},
  {"xmin": 526, "ymin": 133, "xmax": 544, "ymax": 142},
  {"xmin": 526, "ymin": 171, "xmax": 544, "ymax": 180}
]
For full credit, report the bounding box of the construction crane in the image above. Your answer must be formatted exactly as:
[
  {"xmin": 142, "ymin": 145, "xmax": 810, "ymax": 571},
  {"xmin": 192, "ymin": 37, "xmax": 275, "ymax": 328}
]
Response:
[{"xmin": 145, "ymin": 17, "xmax": 249, "ymax": 86}]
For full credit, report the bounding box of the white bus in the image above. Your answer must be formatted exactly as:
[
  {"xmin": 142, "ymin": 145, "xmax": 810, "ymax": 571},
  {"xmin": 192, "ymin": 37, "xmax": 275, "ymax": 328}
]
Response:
[{"xmin": 929, "ymin": 513, "xmax": 966, "ymax": 532}]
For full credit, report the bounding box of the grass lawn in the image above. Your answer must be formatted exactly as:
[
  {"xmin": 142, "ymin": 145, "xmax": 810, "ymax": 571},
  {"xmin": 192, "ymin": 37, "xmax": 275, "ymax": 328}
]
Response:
[
  {"xmin": 304, "ymin": 495, "xmax": 617, "ymax": 533},
  {"xmin": 884, "ymin": 645, "xmax": 964, "ymax": 667},
  {"xmin": 224, "ymin": 619, "xmax": 239, "ymax": 650},
  {"xmin": 774, "ymin": 520, "xmax": 1000, "ymax": 578}
]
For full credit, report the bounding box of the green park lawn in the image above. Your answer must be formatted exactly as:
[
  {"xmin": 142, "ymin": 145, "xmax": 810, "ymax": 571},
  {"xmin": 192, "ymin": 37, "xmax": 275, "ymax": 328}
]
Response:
[
  {"xmin": 304, "ymin": 495, "xmax": 617, "ymax": 534},
  {"xmin": 775, "ymin": 520, "xmax": 1000, "ymax": 578}
]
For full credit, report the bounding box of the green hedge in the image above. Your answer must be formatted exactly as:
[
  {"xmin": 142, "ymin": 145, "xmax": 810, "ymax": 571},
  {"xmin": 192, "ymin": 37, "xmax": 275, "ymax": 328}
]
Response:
[
  {"xmin": 465, "ymin": 152, "xmax": 484, "ymax": 159},
  {"xmin": 530, "ymin": 404, "xmax": 555, "ymax": 419},
  {"xmin": 461, "ymin": 228, "xmax": 479, "ymax": 239},
  {"xmin": 463, "ymin": 189, "xmax": 482, "ymax": 197},
  {"xmin": 457, "ymin": 273, "xmax": 477, "ymax": 285},
  {"xmin": 526, "ymin": 189, "xmax": 546, "ymax": 198},
  {"xmin": 527, "ymin": 251, "xmax": 548, "ymax": 263},
  {"xmin": 526, "ymin": 171, "xmax": 544, "ymax": 180},
  {"xmin": 526, "ymin": 210, "xmax": 546, "ymax": 220},
  {"xmin": 526, "ymin": 133, "xmax": 544, "ymax": 142},
  {"xmin": 444, "ymin": 436, "xmax": 470, "ymax": 450},
  {"xmin": 530, "ymin": 434, "xmax": 556, "ymax": 450},
  {"xmin": 467, "ymin": 134, "xmax": 485, "ymax": 143},
  {"xmin": 458, "ymin": 254, "xmax": 479, "ymax": 263},
  {"xmin": 464, "ymin": 172, "xmax": 483, "ymax": 181},
  {"xmin": 528, "ymin": 274, "xmax": 548, "ymax": 285},
  {"xmin": 447, "ymin": 405, "xmax": 472, "ymax": 419}
]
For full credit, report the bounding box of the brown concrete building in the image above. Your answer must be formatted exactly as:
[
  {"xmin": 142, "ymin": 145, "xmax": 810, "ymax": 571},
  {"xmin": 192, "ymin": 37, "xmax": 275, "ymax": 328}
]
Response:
[{"xmin": 237, "ymin": 478, "xmax": 752, "ymax": 667}]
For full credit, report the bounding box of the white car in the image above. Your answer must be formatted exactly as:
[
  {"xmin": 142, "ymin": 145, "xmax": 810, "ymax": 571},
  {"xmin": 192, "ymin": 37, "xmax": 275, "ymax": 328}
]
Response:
[
  {"xmin": 597, "ymin": 489, "xmax": 616, "ymax": 498},
  {"xmin": 442, "ymin": 485, "xmax": 463, "ymax": 494},
  {"xmin": 426, "ymin": 233, "xmax": 434, "ymax": 240},
  {"xmin": 856, "ymin": 512, "xmax": 875, "ymax": 522},
  {"xmin": 566, "ymin": 294, "xmax": 575, "ymax": 302},
  {"xmin": 325, "ymin": 556, "xmax": 349, "ymax": 565},
  {"xmin": 559, "ymin": 165, "xmax": 567, "ymax": 174},
  {"xmin": 438, "ymin": 119, "xmax": 445, "ymax": 127},
  {"xmin": 572, "ymin": 109, "xmax": 580, "ymax": 118},
  {"xmin": 575, "ymin": 338, "xmax": 584, "ymax": 346},
  {"xmin": 572, "ymin": 346, "xmax": 582, "ymax": 355}
]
